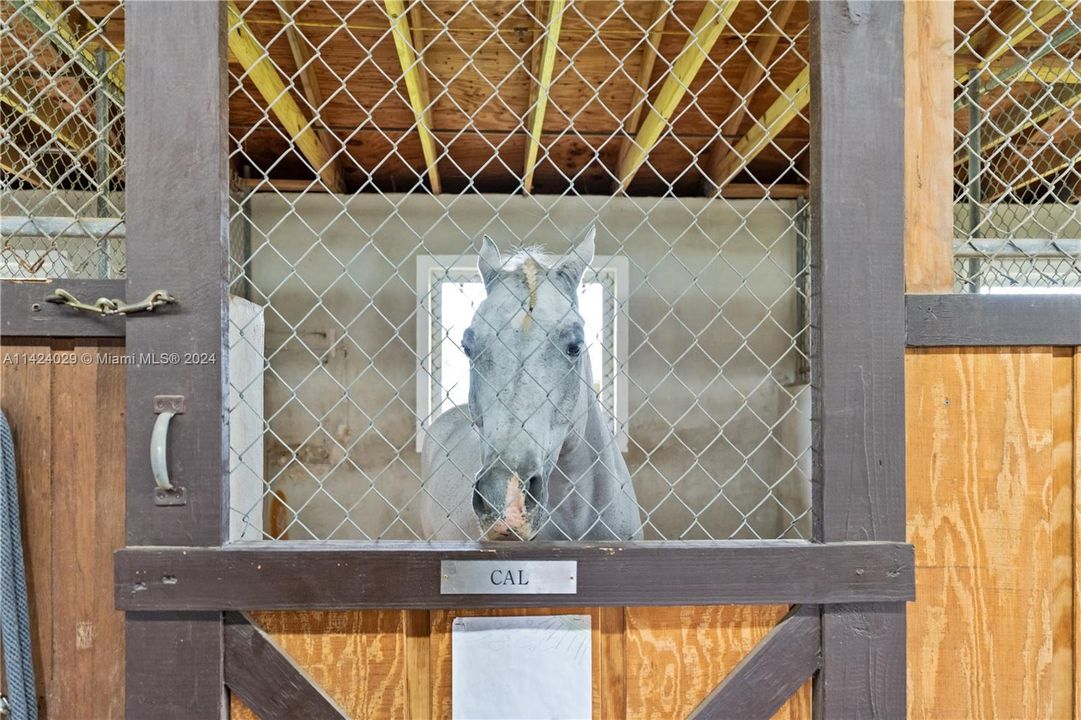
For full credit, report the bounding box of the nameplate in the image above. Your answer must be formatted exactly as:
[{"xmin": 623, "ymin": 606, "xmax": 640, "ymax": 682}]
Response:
[{"xmin": 440, "ymin": 560, "xmax": 578, "ymax": 595}]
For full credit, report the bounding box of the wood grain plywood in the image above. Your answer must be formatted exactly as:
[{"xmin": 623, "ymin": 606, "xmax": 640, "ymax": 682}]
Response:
[
  {"xmin": 1074, "ymin": 348, "xmax": 1081, "ymax": 720},
  {"xmin": 1051, "ymin": 348, "xmax": 1075, "ymax": 720},
  {"xmin": 230, "ymin": 610, "xmax": 411, "ymax": 720},
  {"xmin": 906, "ymin": 347, "xmax": 1066, "ymax": 720},
  {"xmin": 623, "ymin": 605, "xmax": 810, "ymax": 720}
]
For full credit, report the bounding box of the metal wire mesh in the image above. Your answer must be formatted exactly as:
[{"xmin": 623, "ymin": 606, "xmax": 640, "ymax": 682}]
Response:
[
  {"xmin": 954, "ymin": 0, "xmax": 1081, "ymax": 291},
  {"xmin": 226, "ymin": 0, "xmax": 812, "ymax": 542},
  {"xmin": 0, "ymin": 1, "xmax": 125, "ymax": 279}
]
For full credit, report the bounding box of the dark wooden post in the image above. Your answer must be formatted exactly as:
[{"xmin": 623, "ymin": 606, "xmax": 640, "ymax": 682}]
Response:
[
  {"xmin": 124, "ymin": 2, "xmax": 230, "ymax": 717},
  {"xmin": 809, "ymin": 1, "xmax": 907, "ymax": 717}
]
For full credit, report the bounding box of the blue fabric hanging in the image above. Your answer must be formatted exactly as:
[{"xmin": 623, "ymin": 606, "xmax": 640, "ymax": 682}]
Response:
[{"xmin": 0, "ymin": 410, "xmax": 37, "ymax": 720}]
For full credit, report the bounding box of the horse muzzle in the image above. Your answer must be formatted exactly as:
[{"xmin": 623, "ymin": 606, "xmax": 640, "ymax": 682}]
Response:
[{"xmin": 473, "ymin": 467, "xmax": 545, "ymax": 540}]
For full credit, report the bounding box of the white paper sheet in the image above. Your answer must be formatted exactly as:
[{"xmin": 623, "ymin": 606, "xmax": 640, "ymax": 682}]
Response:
[{"xmin": 452, "ymin": 615, "xmax": 591, "ymax": 720}]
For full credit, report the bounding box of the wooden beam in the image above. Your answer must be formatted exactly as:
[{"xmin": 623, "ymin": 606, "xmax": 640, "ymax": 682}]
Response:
[
  {"xmin": 687, "ymin": 605, "xmax": 819, "ymax": 720},
  {"xmin": 719, "ymin": 181, "xmax": 807, "ymax": 199},
  {"xmin": 703, "ymin": 0, "xmax": 797, "ymax": 194},
  {"xmin": 124, "ymin": 3, "xmax": 229, "ymax": 717},
  {"xmin": 907, "ymin": 294, "xmax": 1081, "ymax": 347},
  {"xmin": 236, "ymin": 176, "xmax": 809, "ymax": 199},
  {"xmin": 1007, "ymin": 58, "xmax": 1081, "ymax": 84},
  {"xmin": 521, "ymin": 0, "xmax": 567, "ymax": 194},
  {"xmin": 0, "ymin": 132, "xmax": 42, "ymax": 187},
  {"xmin": 115, "ymin": 541, "xmax": 915, "ymax": 610},
  {"xmin": 810, "ymin": 1, "xmax": 907, "ymax": 716},
  {"xmin": 613, "ymin": 0, "xmax": 672, "ymax": 190},
  {"xmin": 224, "ymin": 613, "xmax": 348, "ymax": 720},
  {"xmin": 959, "ymin": 0, "xmax": 1079, "ymax": 83},
  {"xmin": 956, "ymin": 83, "xmax": 1081, "ymax": 167},
  {"xmin": 384, "ymin": 0, "xmax": 442, "ymax": 193},
  {"xmin": 275, "ymin": 0, "xmax": 339, "ymax": 166},
  {"xmin": 905, "ymin": 0, "xmax": 954, "ymax": 292},
  {"xmin": 615, "ymin": 0, "xmax": 739, "ymax": 191},
  {"xmin": 707, "ymin": 65, "xmax": 809, "ymax": 193},
  {"xmin": 0, "ymin": 78, "xmax": 96, "ymax": 160},
  {"xmin": 226, "ymin": 1, "xmax": 343, "ymax": 192}
]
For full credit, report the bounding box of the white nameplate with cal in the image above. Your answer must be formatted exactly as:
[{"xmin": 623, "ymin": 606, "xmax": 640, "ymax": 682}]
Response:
[{"xmin": 440, "ymin": 560, "xmax": 578, "ymax": 594}]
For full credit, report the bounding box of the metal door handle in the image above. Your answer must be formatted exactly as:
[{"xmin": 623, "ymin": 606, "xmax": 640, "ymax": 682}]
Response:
[
  {"xmin": 150, "ymin": 411, "xmax": 175, "ymax": 491},
  {"xmin": 151, "ymin": 395, "xmax": 186, "ymax": 505}
]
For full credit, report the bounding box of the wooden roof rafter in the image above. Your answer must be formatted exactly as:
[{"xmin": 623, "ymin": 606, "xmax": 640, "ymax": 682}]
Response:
[
  {"xmin": 275, "ymin": 0, "xmax": 340, "ymax": 172},
  {"xmin": 706, "ymin": 64, "xmax": 809, "ymax": 194},
  {"xmin": 522, "ymin": 0, "xmax": 568, "ymax": 194},
  {"xmin": 384, "ymin": 0, "xmax": 442, "ymax": 194},
  {"xmin": 0, "ymin": 134, "xmax": 42, "ymax": 187},
  {"xmin": 612, "ymin": 0, "xmax": 673, "ymax": 193},
  {"xmin": 958, "ymin": 83, "xmax": 1081, "ymax": 168},
  {"xmin": 228, "ymin": 1, "xmax": 345, "ymax": 192},
  {"xmin": 614, "ymin": 0, "xmax": 740, "ymax": 192},
  {"xmin": 984, "ymin": 113, "xmax": 1081, "ymax": 200},
  {"xmin": 702, "ymin": 0, "xmax": 797, "ymax": 195},
  {"xmin": 0, "ymin": 77, "xmax": 97, "ymax": 162},
  {"xmin": 958, "ymin": 0, "xmax": 1080, "ymax": 84},
  {"xmin": 8, "ymin": 0, "xmax": 124, "ymax": 105}
]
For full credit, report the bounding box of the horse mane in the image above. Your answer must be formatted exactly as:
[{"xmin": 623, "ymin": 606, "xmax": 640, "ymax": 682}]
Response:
[{"xmin": 501, "ymin": 246, "xmax": 551, "ymax": 331}]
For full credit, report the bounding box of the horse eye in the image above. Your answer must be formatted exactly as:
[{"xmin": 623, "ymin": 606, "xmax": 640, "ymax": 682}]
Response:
[
  {"xmin": 566, "ymin": 340, "xmax": 583, "ymax": 358},
  {"xmin": 462, "ymin": 328, "xmax": 475, "ymax": 358}
]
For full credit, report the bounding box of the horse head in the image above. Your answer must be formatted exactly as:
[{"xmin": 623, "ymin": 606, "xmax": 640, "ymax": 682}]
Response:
[{"xmin": 461, "ymin": 227, "xmax": 596, "ymax": 539}]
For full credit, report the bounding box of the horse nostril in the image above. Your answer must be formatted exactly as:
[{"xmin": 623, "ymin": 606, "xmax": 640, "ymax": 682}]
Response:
[
  {"xmin": 524, "ymin": 474, "xmax": 543, "ymax": 509},
  {"xmin": 472, "ymin": 486, "xmax": 489, "ymax": 516}
]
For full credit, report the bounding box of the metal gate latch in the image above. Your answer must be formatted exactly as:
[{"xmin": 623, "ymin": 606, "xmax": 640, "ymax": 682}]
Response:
[{"xmin": 45, "ymin": 288, "xmax": 177, "ymax": 316}]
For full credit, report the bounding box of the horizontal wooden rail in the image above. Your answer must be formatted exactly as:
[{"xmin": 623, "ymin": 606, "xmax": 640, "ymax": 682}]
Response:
[
  {"xmin": 1, "ymin": 279, "xmax": 126, "ymax": 338},
  {"xmin": 115, "ymin": 540, "xmax": 914, "ymax": 610},
  {"xmin": 906, "ymin": 294, "xmax": 1081, "ymax": 346}
]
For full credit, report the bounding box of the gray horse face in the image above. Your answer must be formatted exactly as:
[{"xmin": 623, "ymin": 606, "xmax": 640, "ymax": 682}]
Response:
[{"xmin": 462, "ymin": 230, "xmax": 594, "ymax": 540}]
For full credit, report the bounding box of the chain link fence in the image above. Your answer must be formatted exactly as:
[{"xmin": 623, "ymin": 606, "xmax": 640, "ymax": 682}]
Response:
[
  {"xmin": 226, "ymin": 0, "xmax": 812, "ymax": 543},
  {"xmin": 954, "ymin": 0, "xmax": 1081, "ymax": 291},
  {"xmin": 0, "ymin": 1, "xmax": 125, "ymax": 279}
]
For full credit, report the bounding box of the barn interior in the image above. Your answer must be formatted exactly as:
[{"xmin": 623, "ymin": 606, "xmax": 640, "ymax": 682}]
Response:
[{"xmin": 2, "ymin": 0, "xmax": 1079, "ymax": 542}]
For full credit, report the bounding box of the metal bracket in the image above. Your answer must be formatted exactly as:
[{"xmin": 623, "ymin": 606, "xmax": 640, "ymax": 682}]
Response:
[
  {"xmin": 154, "ymin": 485, "xmax": 187, "ymax": 507},
  {"xmin": 154, "ymin": 395, "xmax": 187, "ymax": 414},
  {"xmin": 152, "ymin": 395, "xmax": 187, "ymax": 506}
]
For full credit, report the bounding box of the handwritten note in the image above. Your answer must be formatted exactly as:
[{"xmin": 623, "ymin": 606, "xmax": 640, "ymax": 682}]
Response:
[{"xmin": 452, "ymin": 615, "xmax": 591, "ymax": 720}]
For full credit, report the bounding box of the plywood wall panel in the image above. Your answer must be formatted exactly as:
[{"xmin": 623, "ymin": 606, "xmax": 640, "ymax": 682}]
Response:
[
  {"xmin": 1051, "ymin": 348, "xmax": 1076, "ymax": 720},
  {"xmin": 1073, "ymin": 348, "xmax": 1081, "ymax": 720},
  {"xmin": 623, "ymin": 605, "xmax": 811, "ymax": 720},
  {"xmin": 906, "ymin": 347, "xmax": 1074, "ymax": 720},
  {"xmin": 229, "ymin": 610, "xmax": 411, "ymax": 720}
]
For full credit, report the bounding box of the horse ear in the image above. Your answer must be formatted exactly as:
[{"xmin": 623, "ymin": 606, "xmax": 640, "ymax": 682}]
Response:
[
  {"xmin": 477, "ymin": 235, "xmax": 501, "ymax": 289},
  {"xmin": 558, "ymin": 225, "xmax": 595, "ymax": 288}
]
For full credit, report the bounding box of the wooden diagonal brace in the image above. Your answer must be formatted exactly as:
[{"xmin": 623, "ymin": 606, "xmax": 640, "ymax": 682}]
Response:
[{"xmin": 224, "ymin": 612, "xmax": 348, "ymax": 720}]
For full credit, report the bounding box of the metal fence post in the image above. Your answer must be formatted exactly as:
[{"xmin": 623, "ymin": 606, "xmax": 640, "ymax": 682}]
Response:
[
  {"xmin": 809, "ymin": 2, "xmax": 907, "ymax": 717},
  {"xmin": 124, "ymin": 3, "xmax": 230, "ymax": 717}
]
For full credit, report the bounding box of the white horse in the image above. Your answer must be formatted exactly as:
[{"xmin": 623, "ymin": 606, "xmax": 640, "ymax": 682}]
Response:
[{"xmin": 420, "ymin": 228, "xmax": 642, "ymax": 541}]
